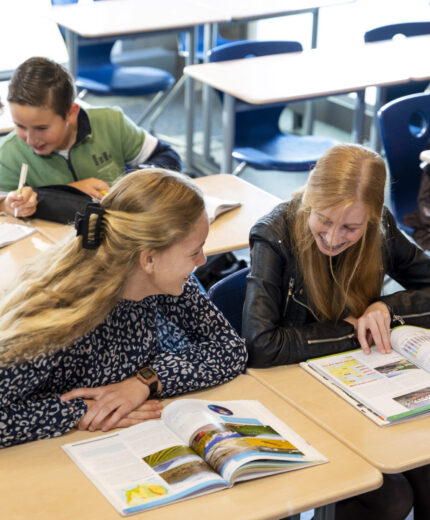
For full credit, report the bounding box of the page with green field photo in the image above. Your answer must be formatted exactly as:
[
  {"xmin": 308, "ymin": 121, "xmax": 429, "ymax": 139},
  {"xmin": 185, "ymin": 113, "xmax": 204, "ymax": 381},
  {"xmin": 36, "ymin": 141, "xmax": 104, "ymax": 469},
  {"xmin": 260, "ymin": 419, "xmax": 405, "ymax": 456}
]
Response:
[{"xmin": 162, "ymin": 399, "xmax": 327, "ymax": 484}]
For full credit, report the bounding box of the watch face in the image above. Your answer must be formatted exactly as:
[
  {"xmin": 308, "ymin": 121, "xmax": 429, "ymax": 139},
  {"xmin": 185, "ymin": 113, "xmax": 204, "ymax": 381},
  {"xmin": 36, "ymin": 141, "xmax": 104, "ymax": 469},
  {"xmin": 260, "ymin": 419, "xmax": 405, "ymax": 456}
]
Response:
[{"xmin": 139, "ymin": 367, "xmax": 156, "ymax": 380}]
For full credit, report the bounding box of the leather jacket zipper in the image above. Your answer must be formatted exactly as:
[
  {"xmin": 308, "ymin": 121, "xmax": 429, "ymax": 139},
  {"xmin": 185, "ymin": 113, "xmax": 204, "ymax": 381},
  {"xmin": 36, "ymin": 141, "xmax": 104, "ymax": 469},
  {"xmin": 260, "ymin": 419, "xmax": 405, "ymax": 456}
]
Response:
[
  {"xmin": 291, "ymin": 293, "xmax": 320, "ymax": 321},
  {"xmin": 393, "ymin": 311, "xmax": 430, "ymax": 325},
  {"xmin": 283, "ymin": 277, "xmax": 295, "ymax": 316},
  {"xmin": 307, "ymin": 333, "xmax": 356, "ymax": 345}
]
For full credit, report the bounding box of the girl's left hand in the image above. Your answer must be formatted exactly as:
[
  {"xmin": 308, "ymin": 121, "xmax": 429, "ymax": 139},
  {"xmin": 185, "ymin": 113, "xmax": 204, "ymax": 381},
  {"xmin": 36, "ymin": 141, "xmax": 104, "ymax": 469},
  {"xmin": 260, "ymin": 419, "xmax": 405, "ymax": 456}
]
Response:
[
  {"xmin": 356, "ymin": 301, "xmax": 392, "ymax": 355},
  {"xmin": 61, "ymin": 377, "xmax": 163, "ymax": 432}
]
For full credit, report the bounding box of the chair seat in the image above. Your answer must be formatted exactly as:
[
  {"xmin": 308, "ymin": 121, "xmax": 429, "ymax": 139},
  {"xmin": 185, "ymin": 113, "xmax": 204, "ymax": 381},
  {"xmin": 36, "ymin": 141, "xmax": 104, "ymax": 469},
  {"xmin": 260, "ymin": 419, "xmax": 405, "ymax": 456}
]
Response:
[
  {"xmin": 77, "ymin": 64, "xmax": 174, "ymax": 96},
  {"xmin": 233, "ymin": 134, "xmax": 338, "ymax": 171}
]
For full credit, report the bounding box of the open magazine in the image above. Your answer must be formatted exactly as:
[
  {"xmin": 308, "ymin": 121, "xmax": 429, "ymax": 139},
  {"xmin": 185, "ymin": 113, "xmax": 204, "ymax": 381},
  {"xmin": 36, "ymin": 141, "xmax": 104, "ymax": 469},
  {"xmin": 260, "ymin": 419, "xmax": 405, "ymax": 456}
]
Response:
[
  {"xmin": 63, "ymin": 399, "xmax": 327, "ymax": 515},
  {"xmin": 301, "ymin": 325, "xmax": 430, "ymax": 426},
  {"xmin": 204, "ymin": 195, "xmax": 241, "ymax": 224}
]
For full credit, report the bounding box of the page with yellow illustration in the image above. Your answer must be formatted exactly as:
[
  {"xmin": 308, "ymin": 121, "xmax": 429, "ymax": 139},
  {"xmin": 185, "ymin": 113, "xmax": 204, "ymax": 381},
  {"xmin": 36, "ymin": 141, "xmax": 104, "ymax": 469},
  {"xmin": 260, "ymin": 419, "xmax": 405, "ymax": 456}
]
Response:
[{"xmin": 62, "ymin": 399, "xmax": 327, "ymax": 516}]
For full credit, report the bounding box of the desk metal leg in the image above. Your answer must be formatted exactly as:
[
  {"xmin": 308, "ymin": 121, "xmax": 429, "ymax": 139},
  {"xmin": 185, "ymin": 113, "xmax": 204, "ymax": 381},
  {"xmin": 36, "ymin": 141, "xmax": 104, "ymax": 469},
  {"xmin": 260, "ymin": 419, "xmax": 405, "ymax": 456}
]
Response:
[
  {"xmin": 203, "ymin": 23, "xmax": 217, "ymax": 162},
  {"xmin": 185, "ymin": 27, "xmax": 197, "ymax": 172},
  {"xmin": 314, "ymin": 503, "xmax": 335, "ymax": 520},
  {"xmin": 352, "ymin": 89, "xmax": 366, "ymax": 144},
  {"xmin": 222, "ymin": 94, "xmax": 235, "ymax": 173},
  {"xmin": 370, "ymin": 86, "xmax": 386, "ymax": 153},
  {"xmin": 65, "ymin": 29, "xmax": 78, "ymax": 78},
  {"xmin": 303, "ymin": 9, "xmax": 319, "ymax": 135}
]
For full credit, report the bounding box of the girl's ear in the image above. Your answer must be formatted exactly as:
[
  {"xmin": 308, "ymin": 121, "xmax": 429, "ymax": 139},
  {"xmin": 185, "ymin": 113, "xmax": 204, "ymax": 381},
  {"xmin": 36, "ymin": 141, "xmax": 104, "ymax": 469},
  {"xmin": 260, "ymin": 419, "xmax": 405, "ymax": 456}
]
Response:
[{"xmin": 139, "ymin": 249, "xmax": 157, "ymax": 274}]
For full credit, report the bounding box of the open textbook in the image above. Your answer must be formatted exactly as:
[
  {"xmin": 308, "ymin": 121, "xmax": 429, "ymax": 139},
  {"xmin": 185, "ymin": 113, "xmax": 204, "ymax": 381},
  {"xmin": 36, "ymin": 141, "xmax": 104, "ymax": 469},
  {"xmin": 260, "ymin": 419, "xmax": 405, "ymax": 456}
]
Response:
[
  {"xmin": 204, "ymin": 195, "xmax": 241, "ymax": 224},
  {"xmin": 301, "ymin": 325, "xmax": 430, "ymax": 426},
  {"xmin": 0, "ymin": 221, "xmax": 36, "ymax": 248},
  {"xmin": 63, "ymin": 399, "xmax": 327, "ymax": 515}
]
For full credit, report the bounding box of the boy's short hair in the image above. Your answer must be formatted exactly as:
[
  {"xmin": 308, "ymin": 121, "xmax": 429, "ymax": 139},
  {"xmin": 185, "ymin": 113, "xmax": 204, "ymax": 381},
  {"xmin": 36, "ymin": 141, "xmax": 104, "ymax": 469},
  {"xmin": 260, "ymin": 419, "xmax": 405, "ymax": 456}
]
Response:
[{"xmin": 8, "ymin": 57, "xmax": 76, "ymax": 119}]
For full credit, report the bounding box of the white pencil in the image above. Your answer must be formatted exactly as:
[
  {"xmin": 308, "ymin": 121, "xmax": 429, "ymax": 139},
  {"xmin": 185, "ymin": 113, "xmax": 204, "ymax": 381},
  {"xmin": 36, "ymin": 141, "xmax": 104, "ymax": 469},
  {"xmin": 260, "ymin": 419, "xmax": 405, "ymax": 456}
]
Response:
[{"xmin": 14, "ymin": 163, "xmax": 28, "ymax": 218}]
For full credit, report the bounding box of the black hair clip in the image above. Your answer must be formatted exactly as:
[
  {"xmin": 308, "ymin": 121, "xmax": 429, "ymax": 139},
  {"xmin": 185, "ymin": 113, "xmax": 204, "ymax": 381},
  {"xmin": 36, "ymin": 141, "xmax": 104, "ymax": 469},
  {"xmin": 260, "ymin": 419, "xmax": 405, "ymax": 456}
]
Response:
[{"xmin": 75, "ymin": 202, "xmax": 105, "ymax": 249}]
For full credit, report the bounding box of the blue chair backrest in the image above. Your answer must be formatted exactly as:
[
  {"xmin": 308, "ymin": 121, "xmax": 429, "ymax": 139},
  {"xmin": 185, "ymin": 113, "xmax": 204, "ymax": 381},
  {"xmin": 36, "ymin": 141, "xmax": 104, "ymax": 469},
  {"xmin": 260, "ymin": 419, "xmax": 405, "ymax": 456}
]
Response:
[
  {"xmin": 364, "ymin": 21, "xmax": 430, "ymax": 42},
  {"xmin": 378, "ymin": 92, "xmax": 430, "ymax": 231},
  {"xmin": 209, "ymin": 40, "xmax": 303, "ymax": 142},
  {"xmin": 207, "ymin": 267, "xmax": 250, "ymax": 335},
  {"xmin": 365, "ymin": 22, "xmax": 430, "ymax": 102}
]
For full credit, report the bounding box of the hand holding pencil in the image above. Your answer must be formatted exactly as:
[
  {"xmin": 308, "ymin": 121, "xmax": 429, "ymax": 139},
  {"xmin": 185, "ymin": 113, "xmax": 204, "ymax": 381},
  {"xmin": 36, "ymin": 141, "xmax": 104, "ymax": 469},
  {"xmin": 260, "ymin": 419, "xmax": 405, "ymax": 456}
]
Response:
[{"xmin": 1, "ymin": 163, "xmax": 38, "ymax": 218}]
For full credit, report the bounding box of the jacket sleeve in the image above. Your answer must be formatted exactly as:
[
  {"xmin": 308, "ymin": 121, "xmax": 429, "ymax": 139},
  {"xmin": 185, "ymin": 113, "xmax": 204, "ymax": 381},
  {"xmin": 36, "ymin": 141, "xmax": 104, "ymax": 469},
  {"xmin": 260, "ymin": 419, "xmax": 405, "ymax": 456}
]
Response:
[
  {"xmin": 379, "ymin": 209, "xmax": 430, "ymax": 326},
  {"xmin": 150, "ymin": 277, "xmax": 247, "ymax": 396},
  {"xmin": 243, "ymin": 223, "xmax": 358, "ymax": 368},
  {"xmin": 144, "ymin": 139, "xmax": 183, "ymax": 172},
  {"xmin": 0, "ymin": 359, "xmax": 86, "ymax": 448}
]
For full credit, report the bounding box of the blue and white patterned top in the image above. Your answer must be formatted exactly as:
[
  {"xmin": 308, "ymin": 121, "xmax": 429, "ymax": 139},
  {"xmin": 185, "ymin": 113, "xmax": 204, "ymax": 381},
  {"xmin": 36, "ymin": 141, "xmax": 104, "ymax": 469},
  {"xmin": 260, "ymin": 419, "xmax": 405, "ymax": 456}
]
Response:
[{"xmin": 0, "ymin": 277, "xmax": 247, "ymax": 448}]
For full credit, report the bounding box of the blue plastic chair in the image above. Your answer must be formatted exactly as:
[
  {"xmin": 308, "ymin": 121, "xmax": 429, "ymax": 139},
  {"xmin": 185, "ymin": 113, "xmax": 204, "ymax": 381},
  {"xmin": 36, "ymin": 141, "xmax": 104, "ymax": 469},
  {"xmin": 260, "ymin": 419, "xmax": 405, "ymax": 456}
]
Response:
[
  {"xmin": 209, "ymin": 40, "xmax": 338, "ymax": 175},
  {"xmin": 377, "ymin": 92, "xmax": 430, "ymax": 236},
  {"xmin": 365, "ymin": 22, "xmax": 430, "ymax": 151},
  {"xmin": 207, "ymin": 267, "xmax": 250, "ymax": 335},
  {"xmin": 365, "ymin": 22, "xmax": 430, "ymax": 103},
  {"xmin": 51, "ymin": 0, "xmax": 175, "ymax": 125}
]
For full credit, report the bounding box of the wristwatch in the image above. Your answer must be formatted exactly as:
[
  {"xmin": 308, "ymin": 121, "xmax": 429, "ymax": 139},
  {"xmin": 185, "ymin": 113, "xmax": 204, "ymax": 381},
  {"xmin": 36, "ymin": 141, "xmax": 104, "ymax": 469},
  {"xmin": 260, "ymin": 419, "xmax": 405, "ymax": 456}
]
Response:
[{"xmin": 136, "ymin": 367, "xmax": 161, "ymax": 397}]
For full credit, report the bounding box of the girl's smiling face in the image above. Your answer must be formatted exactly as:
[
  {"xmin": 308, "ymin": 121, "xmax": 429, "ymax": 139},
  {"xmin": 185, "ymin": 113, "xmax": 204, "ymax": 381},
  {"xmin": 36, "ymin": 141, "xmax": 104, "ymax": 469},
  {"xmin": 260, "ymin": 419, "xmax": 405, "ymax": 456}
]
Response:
[{"xmin": 308, "ymin": 201, "xmax": 367, "ymax": 256}]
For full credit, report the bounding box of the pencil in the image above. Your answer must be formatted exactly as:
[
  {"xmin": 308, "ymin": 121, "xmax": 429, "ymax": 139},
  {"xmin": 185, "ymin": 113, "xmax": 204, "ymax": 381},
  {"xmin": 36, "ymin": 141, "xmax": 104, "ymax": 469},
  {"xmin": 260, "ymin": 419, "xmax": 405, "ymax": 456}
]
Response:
[{"xmin": 14, "ymin": 163, "xmax": 28, "ymax": 218}]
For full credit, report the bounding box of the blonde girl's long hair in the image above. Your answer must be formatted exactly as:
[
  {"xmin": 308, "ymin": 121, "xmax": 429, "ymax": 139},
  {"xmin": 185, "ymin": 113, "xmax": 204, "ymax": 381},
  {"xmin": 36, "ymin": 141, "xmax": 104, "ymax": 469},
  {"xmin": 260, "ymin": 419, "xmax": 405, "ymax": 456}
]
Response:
[
  {"xmin": 292, "ymin": 144, "xmax": 386, "ymax": 322},
  {"xmin": 0, "ymin": 169, "xmax": 205, "ymax": 364}
]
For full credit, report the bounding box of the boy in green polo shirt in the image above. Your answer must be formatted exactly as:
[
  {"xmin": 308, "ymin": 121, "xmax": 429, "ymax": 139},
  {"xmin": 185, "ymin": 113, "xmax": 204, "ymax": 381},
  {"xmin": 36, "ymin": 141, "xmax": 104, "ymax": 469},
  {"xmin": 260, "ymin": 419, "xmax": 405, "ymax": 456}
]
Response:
[{"xmin": 0, "ymin": 57, "xmax": 182, "ymax": 220}]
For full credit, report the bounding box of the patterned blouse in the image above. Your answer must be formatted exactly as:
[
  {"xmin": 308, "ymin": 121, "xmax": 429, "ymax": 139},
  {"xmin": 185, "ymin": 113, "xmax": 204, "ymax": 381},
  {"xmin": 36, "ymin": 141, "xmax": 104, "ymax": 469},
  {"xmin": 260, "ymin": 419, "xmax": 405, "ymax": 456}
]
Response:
[{"xmin": 0, "ymin": 277, "xmax": 247, "ymax": 448}]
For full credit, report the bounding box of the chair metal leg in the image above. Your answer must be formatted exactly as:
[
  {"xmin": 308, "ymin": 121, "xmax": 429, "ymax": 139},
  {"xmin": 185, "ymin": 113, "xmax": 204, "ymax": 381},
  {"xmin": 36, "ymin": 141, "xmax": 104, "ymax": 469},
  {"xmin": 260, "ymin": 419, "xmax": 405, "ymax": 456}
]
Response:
[
  {"xmin": 136, "ymin": 87, "xmax": 174, "ymax": 127},
  {"xmin": 232, "ymin": 161, "xmax": 247, "ymax": 176},
  {"xmin": 146, "ymin": 75, "xmax": 187, "ymax": 132}
]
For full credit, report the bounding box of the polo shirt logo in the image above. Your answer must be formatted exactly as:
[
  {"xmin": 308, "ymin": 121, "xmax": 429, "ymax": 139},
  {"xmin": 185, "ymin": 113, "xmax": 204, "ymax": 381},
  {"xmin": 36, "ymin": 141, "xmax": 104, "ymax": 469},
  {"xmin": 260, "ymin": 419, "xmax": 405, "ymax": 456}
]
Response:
[{"xmin": 92, "ymin": 152, "xmax": 112, "ymax": 166}]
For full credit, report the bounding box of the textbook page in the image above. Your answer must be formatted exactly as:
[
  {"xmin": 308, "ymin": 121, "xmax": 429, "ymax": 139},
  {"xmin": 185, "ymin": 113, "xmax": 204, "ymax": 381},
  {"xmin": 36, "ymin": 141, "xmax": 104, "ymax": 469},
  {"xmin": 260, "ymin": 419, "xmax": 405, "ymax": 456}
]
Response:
[
  {"xmin": 162, "ymin": 399, "xmax": 327, "ymax": 484},
  {"xmin": 391, "ymin": 325, "xmax": 430, "ymax": 372},
  {"xmin": 62, "ymin": 419, "xmax": 226, "ymax": 516},
  {"xmin": 0, "ymin": 221, "xmax": 36, "ymax": 248},
  {"xmin": 204, "ymin": 195, "xmax": 241, "ymax": 224},
  {"xmin": 307, "ymin": 348, "xmax": 430, "ymax": 423}
]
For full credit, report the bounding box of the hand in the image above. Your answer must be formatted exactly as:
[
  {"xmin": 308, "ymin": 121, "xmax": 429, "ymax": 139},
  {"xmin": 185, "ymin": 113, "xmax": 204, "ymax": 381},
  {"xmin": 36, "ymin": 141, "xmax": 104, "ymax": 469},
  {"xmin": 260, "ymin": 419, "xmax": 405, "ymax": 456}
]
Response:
[
  {"xmin": 68, "ymin": 178, "xmax": 110, "ymax": 200},
  {"xmin": 61, "ymin": 377, "xmax": 162, "ymax": 432},
  {"xmin": 0, "ymin": 187, "xmax": 38, "ymax": 217},
  {"xmin": 82, "ymin": 399, "xmax": 163, "ymax": 431},
  {"xmin": 356, "ymin": 301, "xmax": 392, "ymax": 355}
]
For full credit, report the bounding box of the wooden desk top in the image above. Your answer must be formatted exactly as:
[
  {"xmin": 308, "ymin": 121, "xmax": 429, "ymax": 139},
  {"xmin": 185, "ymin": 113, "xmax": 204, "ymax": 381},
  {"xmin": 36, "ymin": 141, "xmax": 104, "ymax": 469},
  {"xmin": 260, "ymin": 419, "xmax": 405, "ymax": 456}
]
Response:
[
  {"xmin": 0, "ymin": 175, "xmax": 280, "ymax": 286},
  {"xmin": 48, "ymin": 0, "xmax": 230, "ymax": 38},
  {"xmin": 0, "ymin": 375, "xmax": 381, "ymax": 520},
  {"xmin": 184, "ymin": 36, "xmax": 430, "ymax": 104},
  {"xmin": 194, "ymin": 174, "xmax": 282, "ymax": 255},
  {"xmin": 248, "ymin": 365, "xmax": 430, "ymax": 473}
]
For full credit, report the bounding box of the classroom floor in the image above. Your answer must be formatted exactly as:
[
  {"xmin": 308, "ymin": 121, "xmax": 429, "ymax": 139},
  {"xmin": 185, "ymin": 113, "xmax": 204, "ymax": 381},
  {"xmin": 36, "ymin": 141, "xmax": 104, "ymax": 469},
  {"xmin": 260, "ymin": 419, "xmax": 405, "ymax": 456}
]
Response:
[{"xmin": 83, "ymin": 88, "xmax": 413, "ymax": 520}]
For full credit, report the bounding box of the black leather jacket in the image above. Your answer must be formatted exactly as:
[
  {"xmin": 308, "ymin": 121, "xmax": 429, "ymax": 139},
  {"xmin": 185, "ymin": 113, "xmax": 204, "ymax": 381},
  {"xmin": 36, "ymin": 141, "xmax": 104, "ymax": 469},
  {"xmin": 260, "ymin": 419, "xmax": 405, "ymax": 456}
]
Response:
[{"xmin": 243, "ymin": 201, "xmax": 430, "ymax": 367}]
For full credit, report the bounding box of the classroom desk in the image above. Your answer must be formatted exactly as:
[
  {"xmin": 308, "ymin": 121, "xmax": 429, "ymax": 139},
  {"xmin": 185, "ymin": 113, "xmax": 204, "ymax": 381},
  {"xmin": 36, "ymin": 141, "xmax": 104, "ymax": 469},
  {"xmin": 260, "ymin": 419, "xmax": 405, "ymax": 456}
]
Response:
[
  {"xmin": 192, "ymin": 0, "xmax": 355, "ymax": 161},
  {"xmin": 248, "ymin": 365, "xmax": 430, "ymax": 474},
  {"xmin": 0, "ymin": 375, "xmax": 382, "ymax": 520},
  {"xmin": 0, "ymin": 216, "xmax": 55, "ymax": 289},
  {"xmin": 195, "ymin": 174, "xmax": 282, "ymax": 255},
  {"xmin": 0, "ymin": 175, "xmax": 281, "ymax": 286},
  {"xmin": 48, "ymin": 0, "xmax": 230, "ymax": 172},
  {"xmin": 185, "ymin": 35, "xmax": 430, "ymax": 172}
]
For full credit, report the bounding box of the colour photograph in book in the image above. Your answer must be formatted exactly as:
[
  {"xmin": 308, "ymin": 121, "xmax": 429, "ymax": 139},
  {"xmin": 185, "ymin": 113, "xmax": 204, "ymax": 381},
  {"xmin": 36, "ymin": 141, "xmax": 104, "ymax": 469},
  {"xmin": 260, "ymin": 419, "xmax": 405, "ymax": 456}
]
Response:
[
  {"xmin": 302, "ymin": 325, "xmax": 430, "ymax": 424},
  {"xmin": 62, "ymin": 399, "xmax": 326, "ymax": 515}
]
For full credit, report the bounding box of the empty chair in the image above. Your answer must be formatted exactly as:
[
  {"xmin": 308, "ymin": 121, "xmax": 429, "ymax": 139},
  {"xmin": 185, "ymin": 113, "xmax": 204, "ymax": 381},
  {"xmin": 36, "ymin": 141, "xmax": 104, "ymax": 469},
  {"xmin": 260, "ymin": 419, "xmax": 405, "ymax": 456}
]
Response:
[
  {"xmin": 51, "ymin": 0, "xmax": 175, "ymax": 126},
  {"xmin": 377, "ymin": 92, "xmax": 430, "ymax": 236},
  {"xmin": 365, "ymin": 22, "xmax": 430, "ymax": 150},
  {"xmin": 209, "ymin": 40, "xmax": 338, "ymax": 176},
  {"xmin": 207, "ymin": 267, "xmax": 250, "ymax": 335}
]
